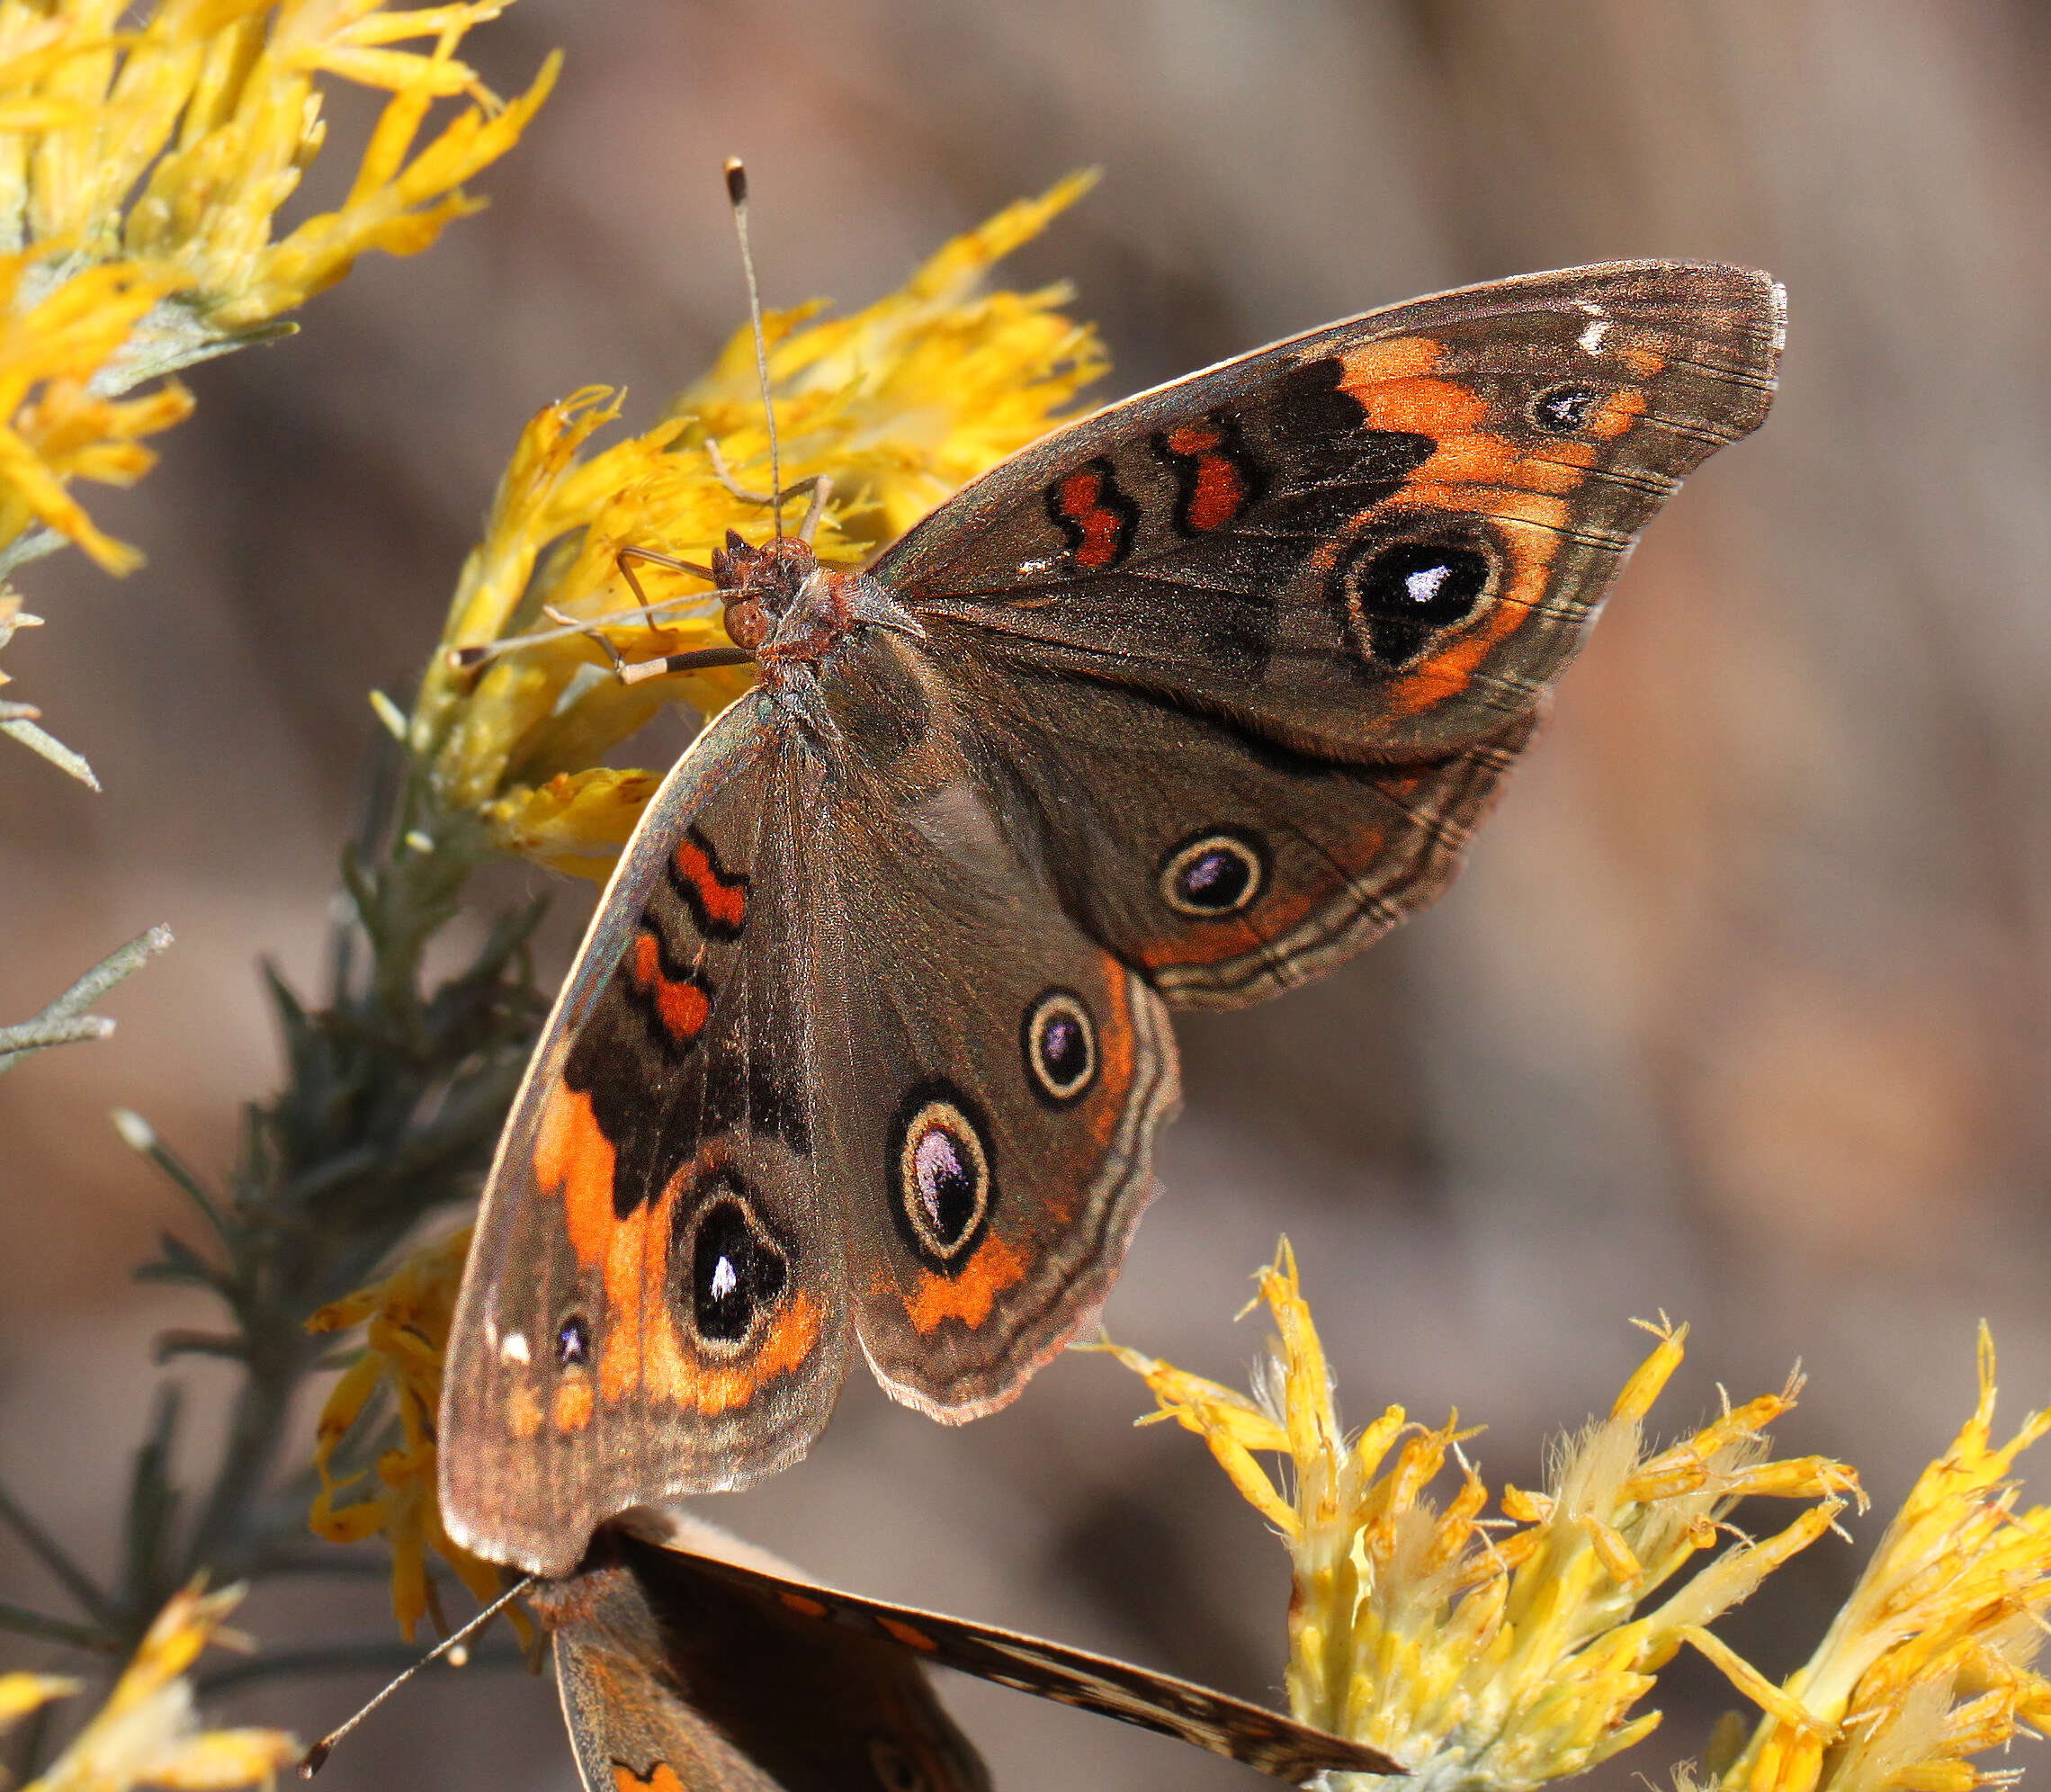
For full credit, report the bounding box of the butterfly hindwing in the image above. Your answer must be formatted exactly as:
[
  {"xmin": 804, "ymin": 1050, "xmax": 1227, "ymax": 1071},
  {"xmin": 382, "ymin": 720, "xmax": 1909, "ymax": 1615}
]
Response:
[
  {"xmin": 937, "ymin": 644, "xmax": 1541, "ymax": 1008},
  {"xmin": 442, "ymin": 707, "xmax": 855, "ymax": 1578},
  {"xmin": 877, "ymin": 260, "xmax": 1781, "ymax": 763},
  {"xmin": 805, "ymin": 631, "xmax": 1182, "ymax": 1417}
]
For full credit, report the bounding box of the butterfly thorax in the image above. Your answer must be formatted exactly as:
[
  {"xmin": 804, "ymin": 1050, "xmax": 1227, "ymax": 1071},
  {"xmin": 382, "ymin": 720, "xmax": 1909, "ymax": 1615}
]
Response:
[{"xmin": 705, "ymin": 528, "xmax": 860, "ymax": 671}]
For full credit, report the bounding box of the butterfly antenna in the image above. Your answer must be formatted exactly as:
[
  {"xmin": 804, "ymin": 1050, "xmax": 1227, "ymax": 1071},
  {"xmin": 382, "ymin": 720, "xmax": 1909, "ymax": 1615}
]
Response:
[
  {"xmin": 298, "ymin": 1575, "xmax": 536, "ymax": 1777},
  {"xmin": 723, "ymin": 157, "xmax": 784, "ymax": 540}
]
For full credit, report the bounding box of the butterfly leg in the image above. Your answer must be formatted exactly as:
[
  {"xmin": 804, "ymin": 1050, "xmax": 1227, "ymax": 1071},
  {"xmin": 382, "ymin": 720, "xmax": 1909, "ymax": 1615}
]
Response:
[
  {"xmin": 793, "ymin": 473, "xmax": 832, "ymax": 546},
  {"xmin": 533, "ymin": 600, "xmax": 755, "ymax": 687},
  {"xmin": 706, "ymin": 438, "xmax": 813, "ymax": 506},
  {"xmin": 616, "ymin": 542, "xmax": 718, "ymax": 598},
  {"xmin": 705, "ymin": 440, "xmax": 829, "ymax": 540},
  {"xmin": 443, "ymin": 547, "xmax": 724, "ymax": 671}
]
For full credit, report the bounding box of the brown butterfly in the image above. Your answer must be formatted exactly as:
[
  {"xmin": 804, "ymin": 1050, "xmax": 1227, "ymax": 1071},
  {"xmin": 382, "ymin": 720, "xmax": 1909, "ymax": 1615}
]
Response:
[
  {"xmin": 535, "ymin": 1510, "xmax": 1399, "ymax": 1791},
  {"xmin": 439, "ymin": 247, "xmax": 1784, "ymax": 1577}
]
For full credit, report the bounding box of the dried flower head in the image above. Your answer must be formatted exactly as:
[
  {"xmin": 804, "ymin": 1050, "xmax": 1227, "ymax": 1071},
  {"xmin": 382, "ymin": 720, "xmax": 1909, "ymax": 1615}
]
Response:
[
  {"xmin": 410, "ymin": 173, "xmax": 1106, "ymax": 880},
  {"xmin": 1106, "ymin": 1241, "xmax": 1862, "ymax": 1791},
  {"xmin": 4, "ymin": 1583, "xmax": 297, "ymax": 1792},
  {"xmin": 1707, "ymin": 1325, "xmax": 2051, "ymax": 1792}
]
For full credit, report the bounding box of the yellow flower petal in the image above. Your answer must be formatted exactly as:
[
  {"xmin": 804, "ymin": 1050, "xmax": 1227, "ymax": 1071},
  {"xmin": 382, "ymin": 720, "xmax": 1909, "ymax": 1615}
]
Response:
[
  {"xmin": 1718, "ymin": 1327, "xmax": 2051, "ymax": 1792},
  {"xmin": 0, "ymin": 1674, "xmax": 81, "ymax": 1728},
  {"xmin": 0, "ymin": 0, "xmax": 551, "ymax": 583},
  {"xmin": 481, "ymin": 766, "xmax": 667, "ymax": 882},
  {"xmin": 0, "ymin": 255, "xmax": 193, "ymax": 569},
  {"xmin": 306, "ymin": 1225, "xmax": 532, "ymax": 1644}
]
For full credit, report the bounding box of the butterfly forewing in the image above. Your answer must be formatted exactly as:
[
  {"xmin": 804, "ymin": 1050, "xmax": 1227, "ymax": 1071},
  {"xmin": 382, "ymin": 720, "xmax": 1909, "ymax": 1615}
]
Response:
[
  {"xmin": 442, "ymin": 704, "xmax": 855, "ymax": 1578},
  {"xmin": 876, "ymin": 261, "xmax": 1781, "ymax": 763}
]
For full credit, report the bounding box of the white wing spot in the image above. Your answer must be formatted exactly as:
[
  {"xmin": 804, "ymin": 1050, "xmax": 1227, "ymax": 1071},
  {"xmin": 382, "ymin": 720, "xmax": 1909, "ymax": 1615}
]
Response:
[
  {"xmin": 711, "ymin": 1256, "xmax": 739, "ymax": 1301},
  {"xmin": 1017, "ymin": 557, "xmax": 1055, "ymax": 577},
  {"xmin": 1578, "ymin": 318, "xmax": 1611, "ymax": 355},
  {"xmin": 500, "ymin": 1331, "xmax": 530, "ymax": 1365}
]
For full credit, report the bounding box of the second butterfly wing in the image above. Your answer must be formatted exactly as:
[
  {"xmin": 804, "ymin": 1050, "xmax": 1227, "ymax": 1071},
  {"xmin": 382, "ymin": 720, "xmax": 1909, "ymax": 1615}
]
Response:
[
  {"xmin": 541, "ymin": 1511, "xmax": 1401, "ymax": 1792},
  {"xmin": 547, "ymin": 1518, "xmax": 989, "ymax": 1792}
]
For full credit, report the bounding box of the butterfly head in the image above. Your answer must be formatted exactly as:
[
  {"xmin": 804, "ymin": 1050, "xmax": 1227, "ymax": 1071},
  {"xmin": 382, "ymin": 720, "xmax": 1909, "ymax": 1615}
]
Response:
[
  {"xmin": 710, "ymin": 528, "xmax": 820, "ymax": 654},
  {"xmin": 710, "ymin": 527, "xmax": 891, "ymax": 688}
]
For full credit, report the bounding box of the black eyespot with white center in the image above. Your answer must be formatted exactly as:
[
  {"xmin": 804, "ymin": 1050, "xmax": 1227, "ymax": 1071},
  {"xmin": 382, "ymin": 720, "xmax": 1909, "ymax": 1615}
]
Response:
[
  {"xmin": 555, "ymin": 1314, "xmax": 590, "ymax": 1367},
  {"xmin": 1160, "ymin": 829, "xmax": 1266, "ymax": 918},
  {"xmin": 1528, "ymin": 381, "xmax": 1603, "ymax": 434},
  {"xmin": 1021, "ymin": 987, "xmax": 1097, "ymax": 1107},
  {"xmin": 888, "ymin": 1079, "xmax": 995, "ymax": 1271},
  {"xmin": 1335, "ymin": 537, "xmax": 1492, "ymax": 666},
  {"xmin": 683, "ymin": 1175, "xmax": 790, "ymax": 1347}
]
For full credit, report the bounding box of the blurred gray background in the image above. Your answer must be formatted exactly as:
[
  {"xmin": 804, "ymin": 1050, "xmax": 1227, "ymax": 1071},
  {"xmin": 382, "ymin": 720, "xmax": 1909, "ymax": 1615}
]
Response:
[{"xmin": 4, "ymin": 2, "xmax": 2051, "ymax": 1788}]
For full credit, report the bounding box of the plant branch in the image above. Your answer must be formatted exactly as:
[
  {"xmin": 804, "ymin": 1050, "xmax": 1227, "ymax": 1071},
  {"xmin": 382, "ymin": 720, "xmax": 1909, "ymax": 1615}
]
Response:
[
  {"xmin": 0, "ymin": 925, "xmax": 173, "ymax": 1073},
  {"xmin": 90, "ymin": 748, "xmax": 549, "ymax": 1611}
]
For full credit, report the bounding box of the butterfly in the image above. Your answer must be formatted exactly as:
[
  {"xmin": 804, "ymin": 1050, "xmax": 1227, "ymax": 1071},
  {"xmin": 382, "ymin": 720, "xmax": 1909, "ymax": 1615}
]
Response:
[
  {"xmin": 440, "ymin": 255, "xmax": 1784, "ymax": 1577},
  {"xmin": 535, "ymin": 1510, "xmax": 1400, "ymax": 1791}
]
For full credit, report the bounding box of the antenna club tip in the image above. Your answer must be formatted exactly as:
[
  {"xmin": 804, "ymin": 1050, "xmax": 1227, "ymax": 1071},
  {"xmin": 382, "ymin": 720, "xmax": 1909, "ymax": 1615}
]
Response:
[
  {"xmin": 723, "ymin": 158, "xmax": 748, "ymax": 205},
  {"xmin": 299, "ymin": 1742, "xmax": 333, "ymax": 1779}
]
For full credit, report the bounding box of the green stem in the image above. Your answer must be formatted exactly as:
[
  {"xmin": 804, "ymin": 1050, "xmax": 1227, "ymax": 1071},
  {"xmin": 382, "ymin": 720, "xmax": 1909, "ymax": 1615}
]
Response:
[
  {"xmin": 196, "ymin": 1638, "xmax": 528, "ymax": 1697},
  {"xmin": 180, "ymin": 1334, "xmax": 316, "ymax": 1584},
  {"xmin": 0, "ymin": 1477, "xmax": 116, "ymax": 1630},
  {"xmin": 0, "ymin": 1600, "xmax": 120, "ymax": 1653},
  {"xmin": 0, "ymin": 926, "xmax": 173, "ymax": 1074}
]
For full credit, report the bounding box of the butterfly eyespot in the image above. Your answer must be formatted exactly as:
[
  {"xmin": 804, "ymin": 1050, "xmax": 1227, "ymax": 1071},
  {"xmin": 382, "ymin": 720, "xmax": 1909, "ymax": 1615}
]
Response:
[
  {"xmin": 1021, "ymin": 988, "xmax": 1097, "ymax": 1106},
  {"xmin": 889, "ymin": 1080, "xmax": 995, "ymax": 1269},
  {"xmin": 554, "ymin": 1314, "xmax": 591, "ymax": 1367},
  {"xmin": 1335, "ymin": 538, "xmax": 1492, "ymax": 667},
  {"xmin": 1528, "ymin": 381, "xmax": 1604, "ymax": 434},
  {"xmin": 865, "ymin": 1739, "xmax": 930, "ymax": 1792},
  {"xmin": 1159, "ymin": 829, "xmax": 1266, "ymax": 918},
  {"xmin": 685, "ymin": 1178, "xmax": 791, "ymax": 1347}
]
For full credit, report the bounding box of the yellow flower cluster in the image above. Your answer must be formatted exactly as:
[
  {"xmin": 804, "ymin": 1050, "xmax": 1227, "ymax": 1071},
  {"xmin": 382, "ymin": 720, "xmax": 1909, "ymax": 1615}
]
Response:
[
  {"xmin": 306, "ymin": 1224, "xmax": 527, "ymax": 1645},
  {"xmin": 0, "ymin": 0, "xmax": 555, "ymax": 565},
  {"xmin": 410, "ymin": 173, "xmax": 1107, "ymax": 879},
  {"xmin": 0, "ymin": 1584, "xmax": 296, "ymax": 1792},
  {"xmin": 1108, "ymin": 1242, "xmax": 2051, "ymax": 1792}
]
